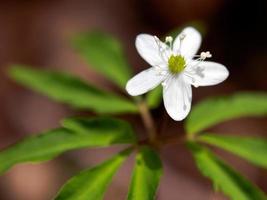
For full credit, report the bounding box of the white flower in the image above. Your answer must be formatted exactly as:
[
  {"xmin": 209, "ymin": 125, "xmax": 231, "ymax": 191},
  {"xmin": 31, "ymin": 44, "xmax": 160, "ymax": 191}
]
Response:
[{"xmin": 126, "ymin": 27, "xmax": 229, "ymax": 121}]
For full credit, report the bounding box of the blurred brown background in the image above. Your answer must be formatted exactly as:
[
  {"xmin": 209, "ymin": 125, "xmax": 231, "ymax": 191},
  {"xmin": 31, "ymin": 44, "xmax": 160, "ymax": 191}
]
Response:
[{"xmin": 0, "ymin": 0, "xmax": 267, "ymax": 199}]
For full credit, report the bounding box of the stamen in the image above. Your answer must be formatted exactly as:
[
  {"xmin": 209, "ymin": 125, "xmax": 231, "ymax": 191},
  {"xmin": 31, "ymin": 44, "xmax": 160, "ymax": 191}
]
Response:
[
  {"xmin": 154, "ymin": 36, "xmax": 170, "ymax": 62},
  {"xmin": 200, "ymin": 51, "xmax": 212, "ymax": 59},
  {"xmin": 177, "ymin": 33, "xmax": 186, "ymax": 54},
  {"xmin": 165, "ymin": 36, "xmax": 173, "ymax": 50},
  {"xmin": 182, "ymin": 50, "xmax": 213, "ymax": 87},
  {"xmin": 194, "ymin": 51, "xmax": 212, "ymax": 60},
  {"xmin": 165, "ymin": 36, "xmax": 173, "ymax": 43}
]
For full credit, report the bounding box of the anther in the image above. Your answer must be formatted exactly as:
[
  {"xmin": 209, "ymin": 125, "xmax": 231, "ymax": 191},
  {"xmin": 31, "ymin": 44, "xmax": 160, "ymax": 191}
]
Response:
[
  {"xmin": 200, "ymin": 51, "xmax": 212, "ymax": 59},
  {"xmin": 165, "ymin": 36, "xmax": 173, "ymax": 43}
]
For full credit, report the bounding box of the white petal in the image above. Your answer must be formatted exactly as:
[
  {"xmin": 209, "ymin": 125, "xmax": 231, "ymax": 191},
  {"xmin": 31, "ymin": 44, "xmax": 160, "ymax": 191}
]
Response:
[
  {"xmin": 184, "ymin": 61, "xmax": 229, "ymax": 87},
  {"xmin": 163, "ymin": 76, "xmax": 192, "ymax": 121},
  {"xmin": 136, "ymin": 34, "xmax": 169, "ymax": 67},
  {"xmin": 126, "ymin": 67, "xmax": 166, "ymax": 96},
  {"xmin": 173, "ymin": 27, "xmax": 202, "ymax": 59}
]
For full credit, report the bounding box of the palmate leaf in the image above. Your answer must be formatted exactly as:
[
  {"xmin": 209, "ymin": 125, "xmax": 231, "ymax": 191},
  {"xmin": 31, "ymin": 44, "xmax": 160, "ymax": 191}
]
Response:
[
  {"xmin": 0, "ymin": 117, "xmax": 136, "ymax": 175},
  {"xmin": 55, "ymin": 148, "xmax": 132, "ymax": 200},
  {"xmin": 62, "ymin": 117, "xmax": 136, "ymax": 144},
  {"xmin": 71, "ymin": 31, "xmax": 132, "ymax": 88},
  {"xmin": 9, "ymin": 66, "xmax": 138, "ymax": 114},
  {"xmin": 199, "ymin": 133, "xmax": 267, "ymax": 168},
  {"xmin": 186, "ymin": 92, "xmax": 267, "ymax": 135},
  {"xmin": 188, "ymin": 142, "xmax": 267, "ymax": 200},
  {"xmin": 127, "ymin": 146, "xmax": 162, "ymax": 200}
]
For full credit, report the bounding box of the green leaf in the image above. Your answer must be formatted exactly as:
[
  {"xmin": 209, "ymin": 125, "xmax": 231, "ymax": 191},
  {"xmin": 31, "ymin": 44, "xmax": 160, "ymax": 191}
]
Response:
[
  {"xmin": 55, "ymin": 148, "xmax": 132, "ymax": 200},
  {"xmin": 9, "ymin": 66, "xmax": 138, "ymax": 114},
  {"xmin": 186, "ymin": 92, "xmax": 267, "ymax": 135},
  {"xmin": 127, "ymin": 146, "xmax": 162, "ymax": 200},
  {"xmin": 199, "ymin": 133, "xmax": 267, "ymax": 168},
  {"xmin": 188, "ymin": 142, "xmax": 267, "ymax": 200},
  {"xmin": 146, "ymin": 86, "xmax": 162, "ymax": 109},
  {"xmin": 0, "ymin": 117, "xmax": 135, "ymax": 175},
  {"xmin": 62, "ymin": 117, "xmax": 136, "ymax": 144},
  {"xmin": 71, "ymin": 31, "xmax": 132, "ymax": 88}
]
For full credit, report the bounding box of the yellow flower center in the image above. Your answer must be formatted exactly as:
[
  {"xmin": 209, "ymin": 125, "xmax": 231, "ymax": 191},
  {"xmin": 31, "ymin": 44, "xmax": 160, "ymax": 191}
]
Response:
[{"xmin": 168, "ymin": 55, "xmax": 186, "ymax": 74}]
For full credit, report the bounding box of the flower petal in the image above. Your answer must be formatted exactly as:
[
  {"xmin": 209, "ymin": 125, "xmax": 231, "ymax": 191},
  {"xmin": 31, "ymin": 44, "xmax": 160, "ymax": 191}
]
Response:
[
  {"xmin": 184, "ymin": 61, "xmax": 229, "ymax": 87},
  {"xmin": 163, "ymin": 76, "xmax": 192, "ymax": 121},
  {"xmin": 126, "ymin": 67, "xmax": 166, "ymax": 96},
  {"xmin": 173, "ymin": 27, "xmax": 202, "ymax": 59},
  {"xmin": 135, "ymin": 34, "xmax": 169, "ymax": 67}
]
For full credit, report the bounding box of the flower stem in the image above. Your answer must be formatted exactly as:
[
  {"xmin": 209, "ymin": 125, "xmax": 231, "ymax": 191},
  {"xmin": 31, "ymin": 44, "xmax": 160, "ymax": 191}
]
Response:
[{"xmin": 137, "ymin": 100, "xmax": 157, "ymax": 144}]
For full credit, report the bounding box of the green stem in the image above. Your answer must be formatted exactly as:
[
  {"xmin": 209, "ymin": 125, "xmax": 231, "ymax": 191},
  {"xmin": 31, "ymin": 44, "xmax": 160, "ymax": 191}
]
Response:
[{"xmin": 137, "ymin": 100, "xmax": 157, "ymax": 144}]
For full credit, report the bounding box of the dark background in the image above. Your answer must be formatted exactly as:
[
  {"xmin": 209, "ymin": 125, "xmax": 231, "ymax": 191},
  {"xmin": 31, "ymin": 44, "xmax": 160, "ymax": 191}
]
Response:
[{"xmin": 0, "ymin": 0, "xmax": 266, "ymax": 199}]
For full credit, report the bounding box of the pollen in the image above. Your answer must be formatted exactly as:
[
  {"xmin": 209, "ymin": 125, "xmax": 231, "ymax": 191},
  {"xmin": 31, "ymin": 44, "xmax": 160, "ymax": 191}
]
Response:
[{"xmin": 168, "ymin": 55, "xmax": 186, "ymax": 74}]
